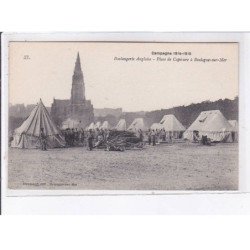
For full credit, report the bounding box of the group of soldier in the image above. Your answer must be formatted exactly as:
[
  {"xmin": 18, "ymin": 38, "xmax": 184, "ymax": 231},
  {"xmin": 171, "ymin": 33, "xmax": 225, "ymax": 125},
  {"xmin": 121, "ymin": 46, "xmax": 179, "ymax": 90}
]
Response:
[
  {"xmin": 62, "ymin": 128, "xmax": 110, "ymax": 150},
  {"xmin": 62, "ymin": 127, "xmax": 170, "ymax": 150},
  {"xmin": 132, "ymin": 128, "xmax": 174, "ymax": 146},
  {"xmin": 86, "ymin": 128, "xmax": 110, "ymax": 151},
  {"xmin": 39, "ymin": 126, "xmax": 175, "ymax": 151},
  {"xmin": 146, "ymin": 128, "xmax": 169, "ymax": 146},
  {"xmin": 63, "ymin": 128, "xmax": 85, "ymax": 147}
]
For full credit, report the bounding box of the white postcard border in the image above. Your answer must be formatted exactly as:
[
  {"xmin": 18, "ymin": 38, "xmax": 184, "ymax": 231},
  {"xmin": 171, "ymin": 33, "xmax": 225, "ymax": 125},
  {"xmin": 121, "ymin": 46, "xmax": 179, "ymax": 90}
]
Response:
[{"xmin": 1, "ymin": 33, "xmax": 250, "ymax": 213}]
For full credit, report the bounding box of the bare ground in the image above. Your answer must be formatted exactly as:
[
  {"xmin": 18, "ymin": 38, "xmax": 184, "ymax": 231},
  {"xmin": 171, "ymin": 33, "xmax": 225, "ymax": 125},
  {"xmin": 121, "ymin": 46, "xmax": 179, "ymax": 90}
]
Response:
[{"xmin": 8, "ymin": 143, "xmax": 238, "ymax": 190}]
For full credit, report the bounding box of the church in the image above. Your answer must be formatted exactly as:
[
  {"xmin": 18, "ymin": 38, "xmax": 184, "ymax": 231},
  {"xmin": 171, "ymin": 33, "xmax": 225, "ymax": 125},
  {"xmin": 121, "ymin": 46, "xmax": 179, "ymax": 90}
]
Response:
[{"xmin": 51, "ymin": 53, "xmax": 94, "ymax": 127}]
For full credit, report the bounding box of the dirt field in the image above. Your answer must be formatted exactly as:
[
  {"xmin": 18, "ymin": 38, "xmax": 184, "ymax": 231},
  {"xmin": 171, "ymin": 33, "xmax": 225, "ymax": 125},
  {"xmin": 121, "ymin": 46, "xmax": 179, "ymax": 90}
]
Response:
[{"xmin": 8, "ymin": 143, "xmax": 238, "ymax": 190}]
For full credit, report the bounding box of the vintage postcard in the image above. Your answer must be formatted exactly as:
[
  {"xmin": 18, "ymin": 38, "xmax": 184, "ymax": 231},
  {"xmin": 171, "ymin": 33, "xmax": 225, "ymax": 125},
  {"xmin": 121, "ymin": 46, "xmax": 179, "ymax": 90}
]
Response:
[{"xmin": 2, "ymin": 33, "xmax": 240, "ymax": 194}]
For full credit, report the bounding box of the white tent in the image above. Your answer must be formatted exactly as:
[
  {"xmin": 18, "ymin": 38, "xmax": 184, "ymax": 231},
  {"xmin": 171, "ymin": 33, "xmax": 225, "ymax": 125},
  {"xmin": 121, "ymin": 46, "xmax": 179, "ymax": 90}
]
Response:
[
  {"xmin": 150, "ymin": 123, "xmax": 162, "ymax": 130},
  {"xmin": 127, "ymin": 118, "xmax": 148, "ymax": 132},
  {"xmin": 100, "ymin": 121, "xmax": 111, "ymax": 130},
  {"xmin": 61, "ymin": 118, "xmax": 85, "ymax": 130},
  {"xmin": 159, "ymin": 114, "xmax": 186, "ymax": 139},
  {"xmin": 183, "ymin": 110, "xmax": 234, "ymax": 142},
  {"xmin": 11, "ymin": 99, "xmax": 65, "ymax": 149},
  {"xmin": 87, "ymin": 122, "xmax": 95, "ymax": 130},
  {"xmin": 228, "ymin": 120, "xmax": 238, "ymax": 142},
  {"xmin": 115, "ymin": 119, "xmax": 127, "ymax": 131},
  {"xmin": 94, "ymin": 121, "xmax": 102, "ymax": 129}
]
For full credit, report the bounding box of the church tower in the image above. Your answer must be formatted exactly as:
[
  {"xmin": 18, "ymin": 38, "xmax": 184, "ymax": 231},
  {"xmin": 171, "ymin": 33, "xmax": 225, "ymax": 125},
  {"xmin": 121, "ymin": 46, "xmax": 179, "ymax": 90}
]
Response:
[
  {"xmin": 51, "ymin": 52, "xmax": 94, "ymax": 127},
  {"xmin": 71, "ymin": 52, "xmax": 85, "ymax": 104}
]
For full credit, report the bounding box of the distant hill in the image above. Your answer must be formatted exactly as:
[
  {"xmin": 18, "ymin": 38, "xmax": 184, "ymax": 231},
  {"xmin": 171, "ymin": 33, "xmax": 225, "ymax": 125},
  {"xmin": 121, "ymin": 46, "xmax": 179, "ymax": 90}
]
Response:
[
  {"xmin": 94, "ymin": 108, "xmax": 122, "ymax": 118},
  {"xmin": 97, "ymin": 97, "xmax": 238, "ymax": 128}
]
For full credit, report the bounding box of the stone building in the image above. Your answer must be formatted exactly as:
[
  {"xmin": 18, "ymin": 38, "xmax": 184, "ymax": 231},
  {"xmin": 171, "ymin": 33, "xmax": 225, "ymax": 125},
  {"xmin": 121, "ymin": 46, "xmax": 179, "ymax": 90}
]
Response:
[{"xmin": 51, "ymin": 53, "xmax": 94, "ymax": 127}]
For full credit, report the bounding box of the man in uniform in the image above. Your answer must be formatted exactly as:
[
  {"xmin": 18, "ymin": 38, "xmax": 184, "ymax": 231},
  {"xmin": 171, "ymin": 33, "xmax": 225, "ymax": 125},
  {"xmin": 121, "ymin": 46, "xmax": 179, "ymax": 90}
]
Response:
[
  {"xmin": 80, "ymin": 128, "xmax": 85, "ymax": 146},
  {"xmin": 87, "ymin": 129, "xmax": 94, "ymax": 151},
  {"xmin": 138, "ymin": 129, "xmax": 143, "ymax": 142},
  {"xmin": 151, "ymin": 129, "xmax": 156, "ymax": 146},
  {"xmin": 162, "ymin": 128, "xmax": 166, "ymax": 141},
  {"xmin": 148, "ymin": 129, "xmax": 152, "ymax": 145},
  {"xmin": 40, "ymin": 128, "xmax": 47, "ymax": 151}
]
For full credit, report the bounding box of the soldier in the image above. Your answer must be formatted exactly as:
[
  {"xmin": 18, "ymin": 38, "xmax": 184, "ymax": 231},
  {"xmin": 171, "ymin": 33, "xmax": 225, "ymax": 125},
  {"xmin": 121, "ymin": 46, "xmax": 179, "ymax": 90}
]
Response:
[
  {"xmin": 148, "ymin": 129, "xmax": 152, "ymax": 145},
  {"xmin": 70, "ymin": 128, "xmax": 75, "ymax": 146},
  {"xmin": 162, "ymin": 128, "xmax": 166, "ymax": 141},
  {"xmin": 80, "ymin": 128, "xmax": 85, "ymax": 145},
  {"xmin": 74, "ymin": 128, "xmax": 79, "ymax": 145},
  {"xmin": 87, "ymin": 129, "xmax": 94, "ymax": 151},
  {"xmin": 155, "ymin": 129, "xmax": 160, "ymax": 143},
  {"xmin": 94, "ymin": 131, "xmax": 104, "ymax": 148},
  {"xmin": 105, "ymin": 129, "xmax": 110, "ymax": 141},
  {"xmin": 138, "ymin": 129, "xmax": 143, "ymax": 142},
  {"xmin": 151, "ymin": 129, "xmax": 156, "ymax": 146},
  {"xmin": 40, "ymin": 128, "xmax": 47, "ymax": 151}
]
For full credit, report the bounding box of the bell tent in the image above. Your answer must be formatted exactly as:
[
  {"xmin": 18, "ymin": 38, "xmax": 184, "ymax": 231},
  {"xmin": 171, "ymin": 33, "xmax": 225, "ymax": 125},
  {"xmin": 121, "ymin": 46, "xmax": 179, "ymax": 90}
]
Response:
[
  {"xmin": 127, "ymin": 118, "xmax": 148, "ymax": 132},
  {"xmin": 94, "ymin": 121, "xmax": 102, "ymax": 129},
  {"xmin": 183, "ymin": 110, "xmax": 233, "ymax": 142},
  {"xmin": 159, "ymin": 114, "xmax": 186, "ymax": 138},
  {"xmin": 11, "ymin": 99, "xmax": 65, "ymax": 149},
  {"xmin": 115, "ymin": 119, "xmax": 127, "ymax": 131},
  {"xmin": 100, "ymin": 121, "xmax": 111, "ymax": 130},
  {"xmin": 87, "ymin": 122, "xmax": 95, "ymax": 130}
]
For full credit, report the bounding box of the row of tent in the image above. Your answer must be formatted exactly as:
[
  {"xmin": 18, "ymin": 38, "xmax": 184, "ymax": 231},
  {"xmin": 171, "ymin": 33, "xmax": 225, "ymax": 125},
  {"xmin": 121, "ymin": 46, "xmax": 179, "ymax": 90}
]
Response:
[
  {"xmin": 84, "ymin": 114, "xmax": 189, "ymax": 135},
  {"xmin": 10, "ymin": 99, "xmax": 238, "ymax": 149},
  {"xmin": 87, "ymin": 112, "xmax": 238, "ymax": 144},
  {"xmin": 61, "ymin": 118, "xmax": 127, "ymax": 131},
  {"xmin": 150, "ymin": 111, "xmax": 238, "ymax": 142},
  {"xmin": 86, "ymin": 119, "xmax": 127, "ymax": 131},
  {"xmin": 127, "ymin": 111, "xmax": 238, "ymax": 143}
]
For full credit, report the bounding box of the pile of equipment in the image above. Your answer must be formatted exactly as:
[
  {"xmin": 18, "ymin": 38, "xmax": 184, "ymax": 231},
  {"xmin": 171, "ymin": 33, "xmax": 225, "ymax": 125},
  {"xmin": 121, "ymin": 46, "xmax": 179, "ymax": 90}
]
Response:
[{"xmin": 106, "ymin": 131, "xmax": 143, "ymax": 151}]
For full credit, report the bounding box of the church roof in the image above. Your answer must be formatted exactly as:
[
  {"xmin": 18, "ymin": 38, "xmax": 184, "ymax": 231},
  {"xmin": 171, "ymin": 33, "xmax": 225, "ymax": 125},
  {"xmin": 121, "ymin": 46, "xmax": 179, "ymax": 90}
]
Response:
[{"xmin": 53, "ymin": 99, "xmax": 70, "ymax": 105}]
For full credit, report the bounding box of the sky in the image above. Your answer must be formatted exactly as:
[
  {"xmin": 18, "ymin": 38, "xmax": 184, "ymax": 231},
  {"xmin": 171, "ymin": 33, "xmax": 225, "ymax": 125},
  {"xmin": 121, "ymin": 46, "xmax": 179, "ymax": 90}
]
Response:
[{"xmin": 9, "ymin": 42, "xmax": 238, "ymax": 112}]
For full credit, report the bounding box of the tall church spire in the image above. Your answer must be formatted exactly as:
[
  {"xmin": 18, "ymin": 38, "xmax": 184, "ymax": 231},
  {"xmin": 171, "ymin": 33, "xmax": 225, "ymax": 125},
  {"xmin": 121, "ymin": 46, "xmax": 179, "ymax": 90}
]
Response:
[
  {"xmin": 71, "ymin": 52, "xmax": 85, "ymax": 104},
  {"xmin": 74, "ymin": 52, "xmax": 82, "ymax": 73},
  {"xmin": 51, "ymin": 52, "xmax": 94, "ymax": 127}
]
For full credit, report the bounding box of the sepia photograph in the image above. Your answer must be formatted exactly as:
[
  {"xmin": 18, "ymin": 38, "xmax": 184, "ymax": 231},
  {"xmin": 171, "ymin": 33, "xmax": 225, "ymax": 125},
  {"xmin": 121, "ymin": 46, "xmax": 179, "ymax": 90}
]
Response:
[
  {"xmin": 6, "ymin": 40, "xmax": 239, "ymax": 191},
  {"xmin": 1, "ymin": 1, "xmax": 250, "ymax": 248}
]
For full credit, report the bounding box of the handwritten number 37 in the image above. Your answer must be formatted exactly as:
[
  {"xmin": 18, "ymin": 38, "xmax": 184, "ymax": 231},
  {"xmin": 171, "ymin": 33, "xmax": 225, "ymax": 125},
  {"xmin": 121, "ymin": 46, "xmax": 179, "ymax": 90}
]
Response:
[{"xmin": 23, "ymin": 55, "xmax": 30, "ymax": 60}]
